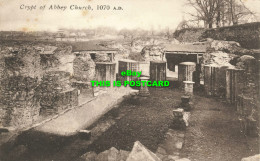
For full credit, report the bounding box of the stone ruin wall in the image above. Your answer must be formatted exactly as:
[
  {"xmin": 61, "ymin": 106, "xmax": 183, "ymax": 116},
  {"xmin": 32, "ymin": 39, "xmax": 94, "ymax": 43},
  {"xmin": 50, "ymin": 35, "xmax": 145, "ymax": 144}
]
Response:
[
  {"xmin": 73, "ymin": 52, "xmax": 96, "ymax": 82},
  {"xmin": 0, "ymin": 44, "xmax": 42, "ymax": 127},
  {"xmin": 73, "ymin": 50, "xmax": 115, "ymax": 81},
  {"xmin": 38, "ymin": 71, "xmax": 78, "ymax": 116},
  {"xmin": 0, "ymin": 42, "xmax": 78, "ymax": 128},
  {"xmin": 72, "ymin": 51, "xmax": 116, "ymax": 98},
  {"xmin": 202, "ymin": 39, "xmax": 258, "ymax": 95},
  {"xmin": 202, "ymin": 39, "xmax": 259, "ymax": 136}
]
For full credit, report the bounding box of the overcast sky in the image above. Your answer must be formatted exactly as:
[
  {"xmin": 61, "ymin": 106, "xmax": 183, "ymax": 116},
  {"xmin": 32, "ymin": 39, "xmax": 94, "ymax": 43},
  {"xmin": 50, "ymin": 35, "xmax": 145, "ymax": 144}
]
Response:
[{"xmin": 0, "ymin": 0, "xmax": 259, "ymax": 31}]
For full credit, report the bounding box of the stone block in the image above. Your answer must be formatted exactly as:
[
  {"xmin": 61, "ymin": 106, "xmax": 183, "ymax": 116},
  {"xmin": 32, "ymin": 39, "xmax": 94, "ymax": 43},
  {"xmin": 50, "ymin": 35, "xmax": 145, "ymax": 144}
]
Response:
[
  {"xmin": 171, "ymin": 109, "xmax": 187, "ymax": 130},
  {"xmin": 181, "ymin": 96, "xmax": 190, "ymax": 104},
  {"xmin": 96, "ymin": 147, "xmax": 120, "ymax": 161},
  {"xmin": 172, "ymin": 109, "xmax": 184, "ymax": 118},
  {"xmin": 175, "ymin": 142, "xmax": 183, "ymax": 149},
  {"xmin": 81, "ymin": 151, "xmax": 97, "ymax": 161},
  {"xmin": 156, "ymin": 147, "xmax": 167, "ymax": 155},
  {"xmin": 165, "ymin": 155, "xmax": 180, "ymax": 161},
  {"xmin": 119, "ymin": 150, "xmax": 130, "ymax": 161},
  {"xmin": 126, "ymin": 141, "xmax": 161, "ymax": 161},
  {"xmin": 155, "ymin": 153, "xmax": 165, "ymax": 160},
  {"xmin": 183, "ymin": 81, "xmax": 194, "ymax": 96},
  {"xmin": 241, "ymin": 154, "xmax": 260, "ymax": 161}
]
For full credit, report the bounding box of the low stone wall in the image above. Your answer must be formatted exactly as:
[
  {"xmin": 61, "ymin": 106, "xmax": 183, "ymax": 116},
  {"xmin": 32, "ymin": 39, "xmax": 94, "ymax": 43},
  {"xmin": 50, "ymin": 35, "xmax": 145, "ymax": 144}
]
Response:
[
  {"xmin": 174, "ymin": 23, "xmax": 260, "ymax": 49},
  {"xmin": 201, "ymin": 22, "xmax": 260, "ymax": 49},
  {"xmin": 38, "ymin": 71, "xmax": 78, "ymax": 116},
  {"xmin": 0, "ymin": 42, "xmax": 79, "ymax": 128},
  {"xmin": 0, "ymin": 76, "xmax": 40, "ymax": 127}
]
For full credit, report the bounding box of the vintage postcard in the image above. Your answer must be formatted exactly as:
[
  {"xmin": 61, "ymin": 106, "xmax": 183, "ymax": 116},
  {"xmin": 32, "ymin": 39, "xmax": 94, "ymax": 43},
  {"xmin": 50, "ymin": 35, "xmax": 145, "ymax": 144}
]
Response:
[{"xmin": 0, "ymin": 0, "xmax": 259, "ymax": 161}]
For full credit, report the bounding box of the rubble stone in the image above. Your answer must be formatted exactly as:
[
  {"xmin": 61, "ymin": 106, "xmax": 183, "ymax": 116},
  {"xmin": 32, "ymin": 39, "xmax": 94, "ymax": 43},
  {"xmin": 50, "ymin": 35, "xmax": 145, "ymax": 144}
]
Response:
[
  {"xmin": 81, "ymin": 151, "xmax": 97, "ymax": 161},
  {"xmin": 96, "ymin": 147, "xmax": 120, "ymax": 161},
  {"xmin": 155, "ymin": 153, "xmax": 165, "ymax": 160},
  {"xmin": 126, "ymin": 141, "xmax": 161, "ymax": 161},
  {"xmin": 241, "ymin": 154, "xmax": 260, "ymax": 161},
  {"xmin": 166, "ymin": 155, "xmax": 180, "ymax": 161},
  {"xmin": 96, "ymin": 150, "xmax": 109, "ymax": 161},
  {"xmin": 175, "ymin": 142, "xmax": 183, "ymax": 149},
  {"xmin": 141, "ymin": 45, "xmax": 165, "ymax": 62},
  {"xmin": 156, "ymin": 147, "xmax": 167, "ymax": 155},
  {"xmin": 119, "ymin": 150, "xmax": 130, "ymax": 161}
]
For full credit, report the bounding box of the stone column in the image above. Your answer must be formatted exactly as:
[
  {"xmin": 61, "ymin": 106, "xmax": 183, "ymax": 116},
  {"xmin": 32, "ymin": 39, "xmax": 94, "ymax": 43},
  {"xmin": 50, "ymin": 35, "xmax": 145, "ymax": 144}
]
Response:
[
  {"xmin": 179, "ymin": 95, "xmax": 192, "ymax": 111},
  {"xmin": 94, "ymin": 62, "xmax": 116, "ymax": 95},
  {"xmin": 178, "ymin": 62, "xmax": 196, "ymax": 86},
  {"xmin": 139, "ymin": 77, "xmax": 150, "ymax": 97},
  {"xmin": 204, "ymin": 65, "xmax": 211, "ymax": 96},
  {"xmin": 118, "ymin": 60, "xmax": 139, "ymax": 82},
  {"xmin": 204, "ymin": 64, "xmax": 229, "ymax": 97},
  {"xmin": 150, "ymin": 61, "xmax": 166, "ymax": 82},
  {"xmin": 172, "ymin": 108, "xmax": 186, "ymax": 130},
  {"xmin": 229, "ymin": 69, "xmax": 244, "ymax": 105},
  {"xmin": 183, "ymin": 81, "xmax": 195, "ymax": 96},
  {"xmin": 95, "ymin": 62, "xmax": 116, "ymax": 83},
  {"xmin": 226, "ymin": 68, "xmax": 232, "ymax": 102},
  {"xmin": 226, "ymin": 68, "xmax": 244, "ymax": 105},
  {"xmin": 239, "ymin": 96, "xmax": 257, "ymax": 137}
]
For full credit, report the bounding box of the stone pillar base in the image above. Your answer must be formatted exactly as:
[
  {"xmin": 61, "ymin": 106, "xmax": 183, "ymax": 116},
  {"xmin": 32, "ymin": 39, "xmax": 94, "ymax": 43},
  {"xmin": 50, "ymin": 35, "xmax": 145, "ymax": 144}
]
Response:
[
  {"xmin": 139, "ymin": 77, "xmax": 150, "ymax": 97},
  {"xmin": 183, "ymin": 81, "xmax": 195, "ymax": 96}
]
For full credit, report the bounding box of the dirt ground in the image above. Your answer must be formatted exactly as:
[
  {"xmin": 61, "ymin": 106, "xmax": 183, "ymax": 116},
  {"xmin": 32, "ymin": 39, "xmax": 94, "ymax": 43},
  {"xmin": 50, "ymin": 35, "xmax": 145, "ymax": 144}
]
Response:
[
  {"xmin": 0, "ymin": 87, "xmax": 259, "ymax": 161},
  {"xmin": 181, "ymin": 95, "xmax": 259, "ymax": 161}
]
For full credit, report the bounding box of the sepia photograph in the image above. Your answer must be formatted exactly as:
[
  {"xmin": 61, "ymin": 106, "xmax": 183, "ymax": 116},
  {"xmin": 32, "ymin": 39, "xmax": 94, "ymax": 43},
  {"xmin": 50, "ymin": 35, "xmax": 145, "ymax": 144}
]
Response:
[{"xmin": 0, "ymin": 0, "xmax": 259, "ymax": 161}]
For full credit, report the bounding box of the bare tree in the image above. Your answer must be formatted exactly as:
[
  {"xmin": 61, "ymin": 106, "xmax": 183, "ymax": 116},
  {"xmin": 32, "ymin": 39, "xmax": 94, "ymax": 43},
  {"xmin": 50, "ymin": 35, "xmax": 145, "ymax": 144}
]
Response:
[
  {"xmin": 187, "ymin": 0, "xmax": 223, "ymax": 28},
  {"xmin": 225, "ymin": 0, "xmax": 256, "ymax": 25},
  {"xmin": 186, "ymin": 0, "xmax": 256, "ymax": 28}
]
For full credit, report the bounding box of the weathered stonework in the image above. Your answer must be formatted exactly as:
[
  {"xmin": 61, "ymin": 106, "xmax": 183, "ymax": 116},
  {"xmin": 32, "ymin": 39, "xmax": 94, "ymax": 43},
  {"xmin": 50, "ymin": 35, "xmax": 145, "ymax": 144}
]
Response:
[
  {"xmin": 141, "ymin": 45, "xmax": 165, "ymax": 62},
  {"xmin": 0, "ymin": 42, "xmax": 78, "ymax": 128},
  {"xmin": 73, "ymin": 54, "xmax": 96, "ymax": 82},
  {"xmin": 38, "ymin": 71, "xmax": 78, "ymax": 116},
  {"xmin": 0, "ymin": 76, "xmax": 40, "ymax": 127}
]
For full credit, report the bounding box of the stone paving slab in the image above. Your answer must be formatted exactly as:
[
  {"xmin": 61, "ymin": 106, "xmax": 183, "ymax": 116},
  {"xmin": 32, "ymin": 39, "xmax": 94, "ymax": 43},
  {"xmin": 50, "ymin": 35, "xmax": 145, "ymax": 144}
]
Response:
[
  {"xmin": 36, "ymin": 87, "xmax": 138, "ymax": 136},
  {"xmin": 156, "ymin": 128, "xmax": 186, "ymax": 160}
]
